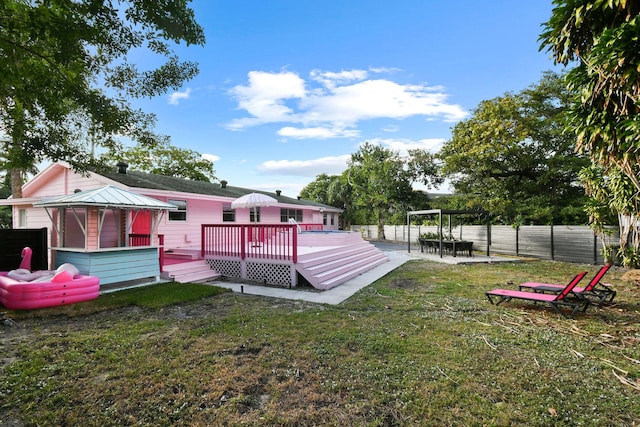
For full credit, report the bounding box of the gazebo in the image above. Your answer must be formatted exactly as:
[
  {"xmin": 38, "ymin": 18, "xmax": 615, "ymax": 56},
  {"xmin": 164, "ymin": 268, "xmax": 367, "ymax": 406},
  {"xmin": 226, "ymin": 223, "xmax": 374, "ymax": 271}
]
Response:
[
  {"xmin": 34, "ymin": 185, "xmax": 177, "ymax": 285},
  {"xmin": 407, "ymin": 209, "xmax": 491, "ymax": 257}
]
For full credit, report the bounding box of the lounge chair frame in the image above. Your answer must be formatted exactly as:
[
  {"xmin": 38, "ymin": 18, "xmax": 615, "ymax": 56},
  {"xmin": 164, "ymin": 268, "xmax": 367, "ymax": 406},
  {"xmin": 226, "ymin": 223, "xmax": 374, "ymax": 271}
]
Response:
[
  {"xmin": 517, "ymin": 265, "xmax": 616, "ymax": 306},
  {"xmin": 486, "ymin": 272, "xmax": 590, "ymax": 318}
]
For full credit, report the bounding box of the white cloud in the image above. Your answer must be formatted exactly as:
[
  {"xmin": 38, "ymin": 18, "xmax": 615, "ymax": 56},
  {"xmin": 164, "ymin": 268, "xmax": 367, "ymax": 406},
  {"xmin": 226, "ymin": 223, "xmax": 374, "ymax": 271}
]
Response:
[
  {"xmin": 369, "ymin": 137, "xmax": 447, "ymax": 155},
  {"xmin": 226, "ymin": 71, "xmax": 306, "ymax": 129},
  {"xmin": 309, "ymin": 69, "xmax": 368, "ymax": 88},
  {"xmin": 225, "ymin": 68, "xmax": 467, "ymax": 134},
  {"xmin": 277, "ymin": 126, "xmax": 359, "ymax": 139},
  {"xmin": 168, "ymin": 88, "xmax": 191, "ymax": 105},
  {"xmin": 201, "ymin": 153, "xmax": 220, "ymax": 163},
  {"xmin": 257, "ymin": 155, "xmax": 351, "ymax": 177}
]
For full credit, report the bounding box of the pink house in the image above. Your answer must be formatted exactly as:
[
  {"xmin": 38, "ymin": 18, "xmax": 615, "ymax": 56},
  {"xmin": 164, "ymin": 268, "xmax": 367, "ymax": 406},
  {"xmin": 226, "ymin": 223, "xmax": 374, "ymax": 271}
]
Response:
[{"xmin": 2, "ymin": 162, "xmax": 387, "ymax": 290}]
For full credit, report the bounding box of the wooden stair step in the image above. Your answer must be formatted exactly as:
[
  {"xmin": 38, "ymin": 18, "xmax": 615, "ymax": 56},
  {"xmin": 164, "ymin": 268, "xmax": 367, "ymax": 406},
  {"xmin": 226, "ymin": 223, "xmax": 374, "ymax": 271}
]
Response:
[
  {"xmin": 317, "ymin": 257, "xmax": 389, "ymax": 290},
  {"xmin": 173, "ymin": 270, "xmax": 221, "ymax": 283}
]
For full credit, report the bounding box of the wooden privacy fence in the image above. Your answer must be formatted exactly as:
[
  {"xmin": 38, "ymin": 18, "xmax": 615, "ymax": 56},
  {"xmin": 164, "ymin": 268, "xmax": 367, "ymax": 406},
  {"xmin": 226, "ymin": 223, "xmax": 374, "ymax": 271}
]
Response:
[
  {"xmin": 0, "ymin": 227, "xmax": 48, "ymax": 270},
  {"xmin": 352, "ymin": 224, "xmax": 617, "ymax": 265}
]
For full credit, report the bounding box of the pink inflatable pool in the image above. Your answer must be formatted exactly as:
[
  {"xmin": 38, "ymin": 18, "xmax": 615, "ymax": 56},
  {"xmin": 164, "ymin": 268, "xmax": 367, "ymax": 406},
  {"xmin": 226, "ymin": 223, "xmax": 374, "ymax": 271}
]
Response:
[
  {"xmin": 0, "ymin": 272, "xmax": 100, "ymax": 310},
  {"xmin": 0, "ymin": 247, "xmax": 100, "ymax": 310}
]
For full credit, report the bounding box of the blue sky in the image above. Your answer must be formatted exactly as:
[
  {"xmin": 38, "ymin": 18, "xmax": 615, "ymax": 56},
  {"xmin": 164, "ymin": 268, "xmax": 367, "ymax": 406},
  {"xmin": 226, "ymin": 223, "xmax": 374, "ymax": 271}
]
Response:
[{"xmin": 130, "ymin": 0, "xmax": 561, "ymax": 196}]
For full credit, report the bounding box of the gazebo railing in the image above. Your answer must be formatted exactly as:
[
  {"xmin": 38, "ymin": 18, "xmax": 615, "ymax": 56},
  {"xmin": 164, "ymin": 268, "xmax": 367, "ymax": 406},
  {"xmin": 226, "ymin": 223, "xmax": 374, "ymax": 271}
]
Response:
[{"xmin": 129, "ymin": 234, "xmax": 165, "ymax": 271}]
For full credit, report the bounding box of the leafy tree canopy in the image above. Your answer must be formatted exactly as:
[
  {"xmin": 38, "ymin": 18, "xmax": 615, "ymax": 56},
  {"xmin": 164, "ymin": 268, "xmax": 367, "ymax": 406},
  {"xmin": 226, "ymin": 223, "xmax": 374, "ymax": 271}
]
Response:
[
  {"xmin": 540, "ymin": 0, "xmax": 640, "ymax": 191},
  {"xmin": 540, "ymin": 0, "xmax": 640, "ymax": 265},
  {"xmin": 348, "ymin": 143, "xmax": 417, "ymax": 238},
  {"xmin": 109, "ymin": 141, "xmax": 217, "ymax": 182},
  {"xmin": 299, "ymin": 173, "xmax": 334, "ymax": 205},
  {"xmin": 439, "ymin": 71, "xmax": 589, "ymax": 225},
  {"xmin": 0, "ymin": 0, "xmax": 205, "ymax": 196},
  {"xmin": 300, "ymin": 144, "xmax": 443, "ymax": 230}
]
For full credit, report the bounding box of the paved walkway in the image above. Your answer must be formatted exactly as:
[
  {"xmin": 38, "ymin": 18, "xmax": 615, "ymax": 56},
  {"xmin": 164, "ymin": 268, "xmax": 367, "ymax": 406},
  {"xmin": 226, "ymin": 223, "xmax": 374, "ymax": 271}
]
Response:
[
  {"xmin": 212, "ymin": 242, "xmax": 521, "ymax": 305},
  {"xmin": 212, "ymin": 250, "xmax": 411, "ymax": 305}
]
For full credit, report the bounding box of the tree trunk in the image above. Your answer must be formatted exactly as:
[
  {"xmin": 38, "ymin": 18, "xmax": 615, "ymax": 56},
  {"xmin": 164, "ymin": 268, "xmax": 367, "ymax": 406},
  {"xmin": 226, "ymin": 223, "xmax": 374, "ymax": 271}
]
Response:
[
  {"xmin": 377, "ymin": 210, "xmax": 386, "ymax": 240},
  {"xmin": 10, "ymin": 168, "xmax": 23, "ymax": 198}
]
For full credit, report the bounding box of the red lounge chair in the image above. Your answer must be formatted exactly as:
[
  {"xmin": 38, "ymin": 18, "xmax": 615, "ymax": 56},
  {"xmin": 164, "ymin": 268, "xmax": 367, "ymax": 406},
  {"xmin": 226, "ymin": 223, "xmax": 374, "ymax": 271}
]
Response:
[
  {"xmin": 486, "ymin": 272, "xmax": 589, "ymax": 318},
  {"xmin": 517, "ymin": 265, "xmax": 616, "ymax": 306}
]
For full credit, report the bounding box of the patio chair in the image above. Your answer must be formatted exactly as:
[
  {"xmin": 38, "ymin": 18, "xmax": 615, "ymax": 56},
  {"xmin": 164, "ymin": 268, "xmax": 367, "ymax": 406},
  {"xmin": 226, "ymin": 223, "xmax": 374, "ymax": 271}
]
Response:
[
  {"xmin": 517, "ymin": 265, "xmax": 616, "ymax": 306},
  {"xmin": 486, "ymin": 271, "xmax": 589, "ymax": 318}
]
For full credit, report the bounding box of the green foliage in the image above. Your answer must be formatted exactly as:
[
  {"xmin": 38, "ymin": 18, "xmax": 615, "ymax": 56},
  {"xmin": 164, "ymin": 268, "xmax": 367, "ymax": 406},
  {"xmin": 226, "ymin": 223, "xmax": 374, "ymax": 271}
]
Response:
[
  {"xmin": 540, "ymin": 1, "xmax": 640, "ymax": 191},
  {"xmin": 348, "ymin": 143, "xmax": 415, "ymax": 238},
  {"xmin": 109, "ymin": 141, "xmax": 217, "ymax": 182},
  {"xmin": 439, "ymin": 71, "xmax": 589, "ymax": 224},
  {"xmin": 541, "ymin": 1, "xmax": 640, "ymax": 263},
  {"xmin": 580, "ymin": 164, "xmax": 640, "ymax": 267},
  {"xmin": 300, "ymin": 146, "xmax": 441, "ymax": 229},
  {"xmin": 0, "ymin": 206, "xmax": 11, "ymax": 228},
  {"xmin": 0, "ymin": 0, "xmax": 205, "ymax": 195},
  {"xmin": 299, "ymin": 173, "xmax": 334, "ymax": 204}
]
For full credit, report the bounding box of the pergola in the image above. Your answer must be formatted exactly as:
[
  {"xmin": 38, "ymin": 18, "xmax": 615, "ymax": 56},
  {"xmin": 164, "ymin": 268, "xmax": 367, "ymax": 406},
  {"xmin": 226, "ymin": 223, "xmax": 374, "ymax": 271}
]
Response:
[{"xmin": 407, "ymin": 209, "xmax": 491, "ymax": 257}]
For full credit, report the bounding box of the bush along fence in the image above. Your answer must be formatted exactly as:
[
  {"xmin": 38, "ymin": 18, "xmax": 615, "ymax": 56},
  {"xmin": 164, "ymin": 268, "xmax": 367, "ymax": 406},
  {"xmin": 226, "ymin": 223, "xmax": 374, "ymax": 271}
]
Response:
[{"xmin": 351, "ymin": 224, "xmax": 618, "ymax": 265}]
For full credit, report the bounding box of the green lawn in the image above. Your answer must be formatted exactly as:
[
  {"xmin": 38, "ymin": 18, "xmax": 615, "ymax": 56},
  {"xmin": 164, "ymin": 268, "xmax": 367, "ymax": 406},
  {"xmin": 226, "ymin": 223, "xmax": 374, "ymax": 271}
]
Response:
[{"xmin": 1, "ymin": 260, "xmax": 638, "ymax": 426}]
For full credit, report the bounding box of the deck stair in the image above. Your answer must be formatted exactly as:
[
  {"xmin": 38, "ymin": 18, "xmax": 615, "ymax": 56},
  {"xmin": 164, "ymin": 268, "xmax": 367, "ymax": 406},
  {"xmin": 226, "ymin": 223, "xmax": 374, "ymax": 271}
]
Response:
[
  {"xmin": 296, "ymin": 241, "xmax": 388, "ymax": 290},
  {"xmin": 162, "ymin": 259, "xmax": 221, "ymax": 284},
  {"xmin": 164, "ymin": 250, "xmax": 200, "ymax": 260}
]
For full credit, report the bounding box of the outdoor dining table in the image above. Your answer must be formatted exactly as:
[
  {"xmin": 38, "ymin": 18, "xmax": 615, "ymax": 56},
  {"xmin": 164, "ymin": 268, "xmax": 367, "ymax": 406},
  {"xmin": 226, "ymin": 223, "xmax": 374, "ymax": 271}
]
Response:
[{"xmin": 418, "ymin": 239, "xmax": 474, "ymax": 257}]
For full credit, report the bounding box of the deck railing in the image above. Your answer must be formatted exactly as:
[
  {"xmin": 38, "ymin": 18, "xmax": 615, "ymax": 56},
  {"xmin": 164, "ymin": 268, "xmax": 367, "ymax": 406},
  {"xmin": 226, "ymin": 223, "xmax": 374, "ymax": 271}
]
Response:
[
  {"xmin": 129, "ymin": 234, "xmax": 165, "ymax": 272},
  {"xmin": 201, "ymin": 224, "xmax": 300, "ymax": 263}
]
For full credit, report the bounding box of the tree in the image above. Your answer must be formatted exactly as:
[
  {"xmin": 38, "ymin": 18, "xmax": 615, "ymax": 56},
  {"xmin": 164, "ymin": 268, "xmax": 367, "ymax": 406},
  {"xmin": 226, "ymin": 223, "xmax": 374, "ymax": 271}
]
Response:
[
  {"xmin": 109, "ymin": 142, "xmax": 217, "ymax": 182},
  {"xmin": 0, "ymin": 0, "xmax": 205, "ymax": 197},
  {"xmin": 406, "ymin": 149, "xmax": 443, "ymax": 190},
  {"xmin": 299, "ymin": 173, "xmax": 334, "ymax": 205},
  {"xmin": 347, "ymin": 143, "xmax": 415, "ymax": 239},
  {"xmin": 300, "ymin": 173, "xmax": 356, "ymax": 229},
  {"xmin": 580, "ymin": 164, "xmax": 639, "ymax": 266},
  {"xmin": 540, "ymin": 0, "xmax": 640, "ymax": 192},
  {"xmin": 540, "ymin": 0, "xmax": 640, "ymax": 264},
  {"xmin": 439, "ymin": 71, "xmax": 589, "ymax": 224},
  {"xmin": 0, "ymin": 177, "xmax": 10, "ymax": 228},
  {"xmin": 326, "ymin": 173, "xmax": 355, "ymax": 229}
]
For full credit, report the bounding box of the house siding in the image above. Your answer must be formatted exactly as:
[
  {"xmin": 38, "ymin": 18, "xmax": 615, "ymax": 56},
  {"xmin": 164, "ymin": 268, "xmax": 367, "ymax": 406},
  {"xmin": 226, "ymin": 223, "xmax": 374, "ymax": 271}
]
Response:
[{"xmin": 9, "ymin": 162, "xmax": 341, "ymax": 253}]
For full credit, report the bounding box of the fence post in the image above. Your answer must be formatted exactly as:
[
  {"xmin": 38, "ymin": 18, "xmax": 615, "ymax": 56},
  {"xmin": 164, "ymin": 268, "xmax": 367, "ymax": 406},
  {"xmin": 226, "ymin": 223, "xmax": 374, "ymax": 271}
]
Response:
[
  {"xmin": 516, "ymin": 226, "xmax": 519, "ymax": 256},
  {"xmin": 550, "ymin": 224, "xmax": 555, "ymax": 261}
]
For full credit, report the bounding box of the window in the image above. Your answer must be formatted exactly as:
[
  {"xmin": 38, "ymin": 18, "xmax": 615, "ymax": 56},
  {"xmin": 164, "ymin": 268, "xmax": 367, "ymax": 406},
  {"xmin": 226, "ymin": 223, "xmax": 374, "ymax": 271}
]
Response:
[
  {"xmin": 222, "ymin": 203, "xmax": 235, "ymax": 222},
  {"xmin": 330, "ymin": 213, "xmax": 335, "ymax": 226},
  {"xmin": 18, "ymin": 209, "xmax": 26, "ymax": 228},
  {"xmin": 280, "ymin": 208, "xmax": 303, "ymax": 223},
  {"xmin": 323, "ymin": 212, "xmax": 327, "ymax": 226},
  {"xmin": 250, "ymin": 207, "xmax": 260, "ymax": 223},
  {"xmin": 168, "ymin": 199, "xmax": 187, "ymax": 221}
]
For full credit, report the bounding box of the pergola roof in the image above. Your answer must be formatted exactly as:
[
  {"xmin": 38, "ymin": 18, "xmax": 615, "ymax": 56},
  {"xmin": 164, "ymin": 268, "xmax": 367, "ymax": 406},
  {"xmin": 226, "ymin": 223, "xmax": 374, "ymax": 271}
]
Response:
[{"xmin": 33, "ymin": 185, "xmax": 178, "ymax": 210}]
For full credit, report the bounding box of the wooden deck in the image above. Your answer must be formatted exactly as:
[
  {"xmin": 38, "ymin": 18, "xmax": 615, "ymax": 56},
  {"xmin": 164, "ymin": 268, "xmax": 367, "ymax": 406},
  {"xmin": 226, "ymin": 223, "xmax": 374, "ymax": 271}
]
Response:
[{"xmin": 164, "ymin": 230, "xmax": 389, "ymax": 289}]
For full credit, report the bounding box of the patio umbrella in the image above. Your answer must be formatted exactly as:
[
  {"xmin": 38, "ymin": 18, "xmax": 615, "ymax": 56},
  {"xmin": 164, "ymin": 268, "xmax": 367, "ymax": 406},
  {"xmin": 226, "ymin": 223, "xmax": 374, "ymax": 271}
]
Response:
[{"xmin": 231, "ymin": 192, "xmax": 278, "ymax": 220}]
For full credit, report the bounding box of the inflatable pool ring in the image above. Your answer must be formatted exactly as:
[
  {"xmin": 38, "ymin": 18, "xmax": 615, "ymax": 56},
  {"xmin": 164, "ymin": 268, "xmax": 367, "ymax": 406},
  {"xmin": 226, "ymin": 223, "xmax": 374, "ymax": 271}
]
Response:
[{"xmin": 0, "ymin": 261, "xmax": 100, "ymax": 310}]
